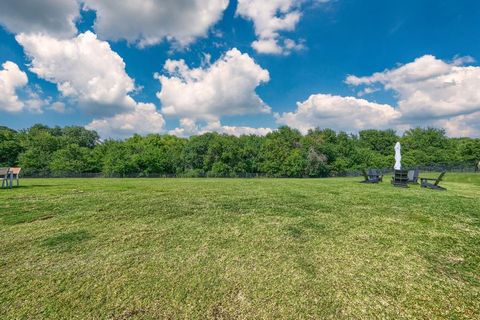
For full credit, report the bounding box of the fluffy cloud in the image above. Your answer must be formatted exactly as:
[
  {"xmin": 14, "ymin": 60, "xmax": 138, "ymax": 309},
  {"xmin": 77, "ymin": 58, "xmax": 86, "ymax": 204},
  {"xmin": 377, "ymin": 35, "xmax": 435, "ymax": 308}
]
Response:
[
  {"xmin": 236, "ymin": 0, "xmax": 324, "ymax": 54},
  {"xmin": 83, "ymin": 0, "xmax": 229, "ymax": 47},
  {"xmin": 23, "ymin": 87, "xmax": 49, "ymax": 114},
  {"xmin": 275, "ymin": 94, "xmax": 400, "ymax": 133},
  {"xmin": 86, "ymin": 103, "xmax": 165, "ymax": 138},
  {"xmin": 212, "ymin": 123, "xmax": 272, "ymax": 136},
  {"xmin": 346, "ymin": 55, "xmax": 480, "ymax": 119},
  {"xmin": 17, "ymin": 31, "xmax": 166, "ymax": 137},
  {"xmin": 0, "ymin": 0, "xmax": 228, "ymax": 47},
  {"xmin": 0, "ymin": 61, "xmax": 28, "ymax": 112},
  {"xmin": 16, "ymin": 31, "xmax": 138, "ymax": 116},
  {"xmin": 156, "ymin": 48, "xmax": 270, "ymax": 121},
  {"xmin": 436, "ymin": 112, "xmax": 480, "ymax": 138},
  {"xmin": 169, "ymin": 119, "xmax": 272, "ymax": 137},
  {"xmin": 236, "ymin": 0, "xmax": 300, "ymax": 54},
  {"xmin": 0, "ymin": 0, "xmax": 79, "ymax": 38},
  {"xmin": 50, "ymin": 102, "xmax": 67, "ymax": 113}
]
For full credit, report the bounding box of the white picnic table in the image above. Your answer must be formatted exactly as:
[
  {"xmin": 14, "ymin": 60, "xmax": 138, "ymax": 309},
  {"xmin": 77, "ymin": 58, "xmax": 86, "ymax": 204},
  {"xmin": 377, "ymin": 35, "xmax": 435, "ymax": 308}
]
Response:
[
  {"xmin": 8, "ymin": 170, "xmax": 13, "ymax": 188},
  {"xmin": 1, "ymin": 168, "xmax": 17, "ymax": 189}
]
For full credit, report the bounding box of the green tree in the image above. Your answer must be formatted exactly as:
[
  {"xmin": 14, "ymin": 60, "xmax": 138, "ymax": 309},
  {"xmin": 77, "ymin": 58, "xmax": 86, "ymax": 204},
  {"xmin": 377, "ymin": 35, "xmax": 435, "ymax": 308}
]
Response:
[
  {"xmin": 237, "ymin": 135, "xmax": 263, "ymax": 174},
  {"xmin": 101, "ymin": 140, "xmax": 139, "ymax": 176},
  {"xmin": 17, "ymin": 125, "xmax": 61, "ymax": 174},
  {"xmin": 261, "ymin": 126, "xmax": 303, "ymax": 176},
  {"xmin": 305, "ymin": 147, "xmax": 329, "ymax": 177},
  {"xmin": 401, "ymin": 128, "xmax": 452, "ymax": 165},
  {"xmin": 458, "ymin": 139, "xmax": 480, "ymax": 169},
  {"xmin": 359, "ymin": 129, "xmax": 399, "ymax": 155},
  {"xmin": 49, "ymin": 144, "xmax": 92, "ymax": 175},
  {"xmin": 283, "ymin": 149, "xmax": 307, "ymax": 177},
  {"xmin": 61, "ymin": 126, "xmax": 100, "ymax": 148},
  {"xmin": 182, "ymin": 133, "xmax": 218, "ymax": 174},
  {"xmin": 0, "ymin": 126, "xmax": 22, "ymax": 166}
]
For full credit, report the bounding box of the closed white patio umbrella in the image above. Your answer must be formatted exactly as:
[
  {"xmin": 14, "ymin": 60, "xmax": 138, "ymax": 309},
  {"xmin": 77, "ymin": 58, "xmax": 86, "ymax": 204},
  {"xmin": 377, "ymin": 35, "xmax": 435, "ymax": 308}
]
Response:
[{"xmin": 394, "ymin": 142, "xmax": 402, "ymax": 170}]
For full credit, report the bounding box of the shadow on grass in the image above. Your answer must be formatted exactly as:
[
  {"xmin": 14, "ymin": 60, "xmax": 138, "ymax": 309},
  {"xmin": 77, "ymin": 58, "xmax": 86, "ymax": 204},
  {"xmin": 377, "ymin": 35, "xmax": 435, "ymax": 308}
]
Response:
[
  {"xmin": 41, "ymin": 230, "xmax": 93, "ymax": 252},
  {"xmin": 285, "ymin": 219, "xmax": 327, "ymax": 239},
  {"xmin": 0, "ymin": 185, "xmax": 61, "ymax": 193},
  {"xmin": 1, "ymin": 213, "xmax": 55, "ymax": 226},
  {"xmin": 15, "ymin": 184, "xmax": 61, "ymax": 189}
]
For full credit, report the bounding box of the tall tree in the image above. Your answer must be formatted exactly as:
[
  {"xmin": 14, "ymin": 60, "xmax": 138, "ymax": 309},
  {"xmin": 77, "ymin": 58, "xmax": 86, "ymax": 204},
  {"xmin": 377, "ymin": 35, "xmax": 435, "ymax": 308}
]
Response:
[{"xmin": 0, "ymin": 126, "xmax": 21, "ymax": 167}]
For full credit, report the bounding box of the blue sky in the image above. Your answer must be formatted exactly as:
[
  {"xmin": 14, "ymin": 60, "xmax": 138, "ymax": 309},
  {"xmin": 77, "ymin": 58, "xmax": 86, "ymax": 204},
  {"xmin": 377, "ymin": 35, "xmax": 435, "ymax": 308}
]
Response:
[{"xmin": 1, "ymin": 0, "xmax": 480, "ymax": 137}]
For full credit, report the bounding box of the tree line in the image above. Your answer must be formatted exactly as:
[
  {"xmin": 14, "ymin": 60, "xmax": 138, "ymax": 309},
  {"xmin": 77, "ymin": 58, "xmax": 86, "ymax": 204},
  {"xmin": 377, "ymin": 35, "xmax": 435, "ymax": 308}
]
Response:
[{"xmin": 1, "ymin": 124, "xmax": 479, "ymax": 177}]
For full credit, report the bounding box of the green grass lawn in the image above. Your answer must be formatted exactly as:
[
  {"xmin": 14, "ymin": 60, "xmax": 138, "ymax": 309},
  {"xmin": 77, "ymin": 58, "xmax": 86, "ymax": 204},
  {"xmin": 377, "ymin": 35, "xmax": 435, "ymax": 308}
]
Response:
[{"xmin": 1, "ymin": 174, "xmax": 479, "ymax": 319}]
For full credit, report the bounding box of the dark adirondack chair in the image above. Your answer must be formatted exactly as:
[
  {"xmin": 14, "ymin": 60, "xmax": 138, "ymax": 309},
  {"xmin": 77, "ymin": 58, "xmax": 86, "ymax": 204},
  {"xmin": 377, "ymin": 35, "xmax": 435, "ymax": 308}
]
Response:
[
  {"xmin": 391, "ymin": 170, "xmax": 409, "ymax": 187},
  {"xmin": 369, "ymin": 169, "xmax": 383, "ymax": 182},
  {"xmin": 407, "ymin": 169, "xmax": 420, "ymax": 184},
  {"xmin": 420, "ymin": 172, "xmax": 447, "ymax": 190},
  {"xmin": 361, "ymin": 169, "xmax": 382, "ymax": 183}
]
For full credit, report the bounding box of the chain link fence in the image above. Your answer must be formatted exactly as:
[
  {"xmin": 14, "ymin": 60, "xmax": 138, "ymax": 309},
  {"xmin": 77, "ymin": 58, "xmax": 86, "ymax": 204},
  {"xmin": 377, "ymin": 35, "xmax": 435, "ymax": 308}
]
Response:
[{"xmin": 21, "ymin": 162, "xmax": 479, "ymax": 179}]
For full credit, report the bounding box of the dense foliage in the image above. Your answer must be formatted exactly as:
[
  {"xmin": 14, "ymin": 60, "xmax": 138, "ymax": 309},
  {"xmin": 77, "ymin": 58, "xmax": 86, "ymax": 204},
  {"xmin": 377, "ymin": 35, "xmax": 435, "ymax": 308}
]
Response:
[{"xmin": 0, "ymin": 124, "xmax": 479, "ymax": 177}]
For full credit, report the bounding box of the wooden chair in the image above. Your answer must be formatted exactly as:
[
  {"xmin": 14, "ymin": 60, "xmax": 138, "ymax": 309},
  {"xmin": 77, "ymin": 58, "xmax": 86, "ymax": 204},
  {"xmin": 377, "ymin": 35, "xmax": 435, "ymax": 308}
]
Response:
[
  {"xmin": 420, "ymin": 172, "xmax": 447, "ymax": 191},
  {"xmin": 371, "ymin": 169, "xmax": 384, "ymax": 182},
  {"xmin": 407, "ymin": 169, "xmax": 420, "ymax": 184},
  {"xmin": 391, "ymin": 170, "xmax": 409, "ymax": 187},
  {"xmin": 361, "ymin": 169, "xmax": 382, "ymax": 183},
  {"xmin": 0, "ymin": 167, "xmax": 11, "ymax": 189},
  {"xmin": 9, "ymin": 167, "xmax": 21, "ymax": 187}
]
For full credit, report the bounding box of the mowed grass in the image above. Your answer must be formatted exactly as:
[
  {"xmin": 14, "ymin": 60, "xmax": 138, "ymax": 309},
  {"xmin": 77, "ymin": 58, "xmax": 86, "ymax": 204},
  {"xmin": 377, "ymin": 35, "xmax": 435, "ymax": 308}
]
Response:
[{"xmin": 1, "ymin": 174, "xmax": 479, "ymax": 319}]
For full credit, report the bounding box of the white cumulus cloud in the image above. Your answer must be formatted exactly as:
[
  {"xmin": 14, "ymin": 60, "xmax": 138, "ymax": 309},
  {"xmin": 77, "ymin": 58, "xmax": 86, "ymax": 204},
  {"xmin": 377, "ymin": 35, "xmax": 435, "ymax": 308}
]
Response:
[
  {"xmin": 16, "ymin": 31, "xmax": 138, "ymax": 116},
  {"xmin": 156, "ymin": 48, "xmax": 270, "ymax": 121},
  {"xmin": 1, "ymin": 0, "xmax": 228, "ymax": 47},
  {"xmin": 50, "ymin": 101, "xmax": 67, "ymax": 113},
  {"xmin": 210, "ymin": 122, "xmax": 272, "ymax": 136},
  {"xmin": 236, "ymin": 0, "xmax": 325, "ymax": 54},
  {"xmin": 346, "ymin": 55, "xmax": 480, "ymax": 120},
  {"xmin": 435, "ymin": 112, "xmax": 480, "ymax": 138},
  {"xmin": 86, "ymin": 103, "xmax": 165, "ymax": 138},
  {"xmin": 169, "ymin": 119, "xmax": 272, "ymax": 137},
  {"xmin": 83, "ymin": 0, "xmax": 229, "ymax": 47},
  {"xmin": 275, "ymin": 94, "xmax": 400, "ymax": 133},
  {"xmin": 16, "ymin": 31, "xmax": 166, "ymax": 138},
  {"xmin": 0, "ymin": 61, "xmax": 28, "ymax": 112},
  {"xmin": 0, "ymin": 0, "xmax": 80, "ymax": 38}
]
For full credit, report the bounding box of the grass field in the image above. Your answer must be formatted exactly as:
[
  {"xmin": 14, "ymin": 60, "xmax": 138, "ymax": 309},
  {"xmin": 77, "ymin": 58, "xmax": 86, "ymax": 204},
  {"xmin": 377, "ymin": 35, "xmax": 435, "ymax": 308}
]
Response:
[{"xmin": 1, "ymin": 174, "xmax": 479, "ymax": 319}]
